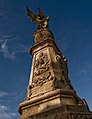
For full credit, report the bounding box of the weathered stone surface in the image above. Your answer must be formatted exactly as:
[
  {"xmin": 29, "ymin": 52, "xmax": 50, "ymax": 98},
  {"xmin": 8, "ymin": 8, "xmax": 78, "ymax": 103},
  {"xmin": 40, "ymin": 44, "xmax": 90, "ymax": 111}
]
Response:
[
  {"xmin": 19, "ymin": 105, "xmax": 92, "ymax": 119},
  {"xmin": 19, "ymin": 87, "xmax": 92, "ymax": 118},
  {"xmin": 24, "ymin": 38, "xmax": 74, "ymax": 100},
  {"xmin": 18, "ymin": 18, "xmax": 92, "ymax": 119}
]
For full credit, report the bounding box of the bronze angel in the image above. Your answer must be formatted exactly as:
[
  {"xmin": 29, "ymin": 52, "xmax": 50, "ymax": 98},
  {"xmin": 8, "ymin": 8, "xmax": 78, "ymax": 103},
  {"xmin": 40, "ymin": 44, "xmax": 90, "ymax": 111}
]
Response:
[{"xmin": 26, "ymin": 6, "xmax": 49, "ymax": 30}]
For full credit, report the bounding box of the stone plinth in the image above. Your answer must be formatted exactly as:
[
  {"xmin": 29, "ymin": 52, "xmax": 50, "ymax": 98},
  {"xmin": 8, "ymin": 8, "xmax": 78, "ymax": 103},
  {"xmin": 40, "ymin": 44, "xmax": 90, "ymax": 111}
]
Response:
[
  {"xmin": 18, "ymin": 30, "xmax": 92, "ymax": 119},
  {"xmin": 19, "ymin": 89, "xmax": 92, "ymax": 119}
]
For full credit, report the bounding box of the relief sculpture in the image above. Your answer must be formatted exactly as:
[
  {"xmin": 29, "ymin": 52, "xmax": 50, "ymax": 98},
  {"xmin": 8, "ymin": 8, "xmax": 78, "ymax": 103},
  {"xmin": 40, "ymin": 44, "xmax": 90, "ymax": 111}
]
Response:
[
  {"xmin": 34, "ymin": 52, "xmax": 49, "ymax": 76},
  {"xmin": 32, "ymin": 72, "xmax": 52, "ymax": 86},
  {"xmin": 32, "ymin": 52, "xmax": 52, "ymax": 87}
]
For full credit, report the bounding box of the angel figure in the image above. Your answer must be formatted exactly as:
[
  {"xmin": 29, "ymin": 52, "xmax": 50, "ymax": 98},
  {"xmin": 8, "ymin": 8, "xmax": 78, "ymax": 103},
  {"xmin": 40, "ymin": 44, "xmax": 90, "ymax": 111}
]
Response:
[{"xmin": 26, "ymin": 6, "xmax": 49, "ymax": 30}]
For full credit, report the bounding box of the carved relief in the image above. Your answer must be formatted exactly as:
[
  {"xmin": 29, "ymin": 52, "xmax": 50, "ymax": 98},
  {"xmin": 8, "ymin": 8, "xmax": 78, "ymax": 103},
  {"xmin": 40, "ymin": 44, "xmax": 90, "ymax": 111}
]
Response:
[
  {"xmin": 54, "ymin": 52, "xmax": 74, "ymax": 90},
  {"xmin": 31, "ymin": 52, "xmax": 52, "ymax": 87},
  {"xmin": 34, "ymin": 52, "xmax": 49, "ymax": 76},
  {"xmin": 32, "ymin": 72, "xmax": 53, "ymax": 86}
]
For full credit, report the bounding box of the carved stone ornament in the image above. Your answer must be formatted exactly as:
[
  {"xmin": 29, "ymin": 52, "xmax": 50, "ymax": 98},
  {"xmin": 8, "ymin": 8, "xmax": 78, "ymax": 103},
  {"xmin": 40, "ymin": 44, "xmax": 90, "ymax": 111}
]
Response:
[
  {"xmin": 32, "ymin": 72, "xmax": 53, "ymax": 87},
  {"xmin": 32, "ymin": 52, "xmax": 52, "ymax": 87},
  {"xmin": 34, "ymin": 52, "xmax": 49, "ymax": 76}
]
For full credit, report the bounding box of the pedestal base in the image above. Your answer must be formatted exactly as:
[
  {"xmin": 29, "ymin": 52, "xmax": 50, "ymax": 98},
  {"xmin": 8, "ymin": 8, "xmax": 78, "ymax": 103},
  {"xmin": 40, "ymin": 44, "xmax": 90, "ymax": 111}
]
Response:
[
  {"xmin": 20, "ymin": 106, "xmax": 92, "ymax": 119},
  {"xmin": 19, "ymin": 89, "xmax": 92, "ymax": 119}
]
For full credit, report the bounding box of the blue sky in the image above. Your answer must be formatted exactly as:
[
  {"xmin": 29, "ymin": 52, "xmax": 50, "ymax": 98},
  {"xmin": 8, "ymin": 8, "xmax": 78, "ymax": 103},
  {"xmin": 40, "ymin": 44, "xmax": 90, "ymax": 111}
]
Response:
[{"xmin": 0, "ymin": 0, "xmax": 92, "ymax": 118}]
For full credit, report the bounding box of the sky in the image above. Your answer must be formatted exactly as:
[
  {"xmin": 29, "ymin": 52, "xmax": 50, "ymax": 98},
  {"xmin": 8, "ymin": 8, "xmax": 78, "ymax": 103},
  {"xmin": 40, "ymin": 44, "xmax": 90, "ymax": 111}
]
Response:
[{"xmin": 0, "ymin": 0, "xmax": 92, "ymax": 118}]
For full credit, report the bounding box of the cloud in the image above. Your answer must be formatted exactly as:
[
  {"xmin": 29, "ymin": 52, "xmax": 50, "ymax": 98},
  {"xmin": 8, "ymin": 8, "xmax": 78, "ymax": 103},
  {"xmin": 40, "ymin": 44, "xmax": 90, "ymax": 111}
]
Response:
[
  {"xmin": 0, "ymin": 34, "xmax": 16, "ymax": 60},
  {"xmin": 0, "ymin": 91, "xmax": 8, "ymax": 98},
  {"xmin": 0, "ymin": 91, "xmax": 18, "ymax": 119},
  {"xmin": 0, "ymin": 33, "xmax": 29, "ymax": 60},
  {"xmin": 0, "ymin": 104, "xmax": 17, "ymax": 119},
  {"xmin": 0, "ymin": 39, "xmax": 16, "ymax": 59}
]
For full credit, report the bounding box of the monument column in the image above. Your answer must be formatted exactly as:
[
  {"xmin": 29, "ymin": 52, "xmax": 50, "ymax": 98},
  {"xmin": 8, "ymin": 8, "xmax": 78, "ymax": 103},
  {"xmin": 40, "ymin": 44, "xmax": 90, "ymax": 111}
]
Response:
[{"xmin": 18, "ymin": 6, "xmax": 92, "ymax": 119}]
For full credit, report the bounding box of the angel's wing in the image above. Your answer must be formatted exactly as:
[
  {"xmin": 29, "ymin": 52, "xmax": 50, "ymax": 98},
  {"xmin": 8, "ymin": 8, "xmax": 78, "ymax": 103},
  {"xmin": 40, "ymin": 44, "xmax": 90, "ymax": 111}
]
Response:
[{"xmin": 26, "ymin": 6, "xmax": 39, "ymax": 24}]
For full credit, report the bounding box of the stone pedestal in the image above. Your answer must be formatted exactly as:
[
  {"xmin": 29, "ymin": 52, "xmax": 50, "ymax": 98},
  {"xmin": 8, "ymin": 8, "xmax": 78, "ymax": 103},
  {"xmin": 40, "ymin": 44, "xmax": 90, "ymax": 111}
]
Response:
[
  {"xmin": 19, "ymin": 89, "xmax": 92, "ymax": 119},
  {"xmin": 18, "ymin": 30, "xmax": 92, "ymax": 119}
]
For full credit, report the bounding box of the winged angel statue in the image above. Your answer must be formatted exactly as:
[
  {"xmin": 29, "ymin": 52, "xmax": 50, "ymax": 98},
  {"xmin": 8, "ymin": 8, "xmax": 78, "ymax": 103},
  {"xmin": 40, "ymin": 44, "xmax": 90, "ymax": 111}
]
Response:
[{"xmin": 26, "ymin": 6, "xmax": 49, "ymax": 30}]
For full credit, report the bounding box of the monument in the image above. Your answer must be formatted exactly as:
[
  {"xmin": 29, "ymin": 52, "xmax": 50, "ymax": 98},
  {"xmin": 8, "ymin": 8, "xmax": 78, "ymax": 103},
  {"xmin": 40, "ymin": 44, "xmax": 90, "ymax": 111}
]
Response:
[{"xmin": 18, "ymin": 6, "xmax": 92, "ymax": 119}]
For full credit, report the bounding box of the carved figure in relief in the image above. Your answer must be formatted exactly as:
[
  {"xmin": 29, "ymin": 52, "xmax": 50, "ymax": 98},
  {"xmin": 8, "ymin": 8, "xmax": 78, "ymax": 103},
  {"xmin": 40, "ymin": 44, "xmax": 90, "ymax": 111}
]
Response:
[
  {"xmin": 31, "ymin": 52, "xmax": 52, "ymax": 87},
  {"xmin": 32, "ymin": 72, "xmax": 52, "ymax": 86},
  {"xmin": 34, "ymin": 52, "xmax": 49, "ymax": 76}
]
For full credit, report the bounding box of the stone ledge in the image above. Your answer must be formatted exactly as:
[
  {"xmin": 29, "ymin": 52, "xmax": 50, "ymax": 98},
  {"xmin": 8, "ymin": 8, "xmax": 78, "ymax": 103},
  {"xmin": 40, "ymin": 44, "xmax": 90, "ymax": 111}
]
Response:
[
  {"xmin": 20, "ymin": 105, "xmax": 92, "ymax": 119},
  {"xmin": 18, "ymin": 89, "xmax": 80, "ymax": 114}
]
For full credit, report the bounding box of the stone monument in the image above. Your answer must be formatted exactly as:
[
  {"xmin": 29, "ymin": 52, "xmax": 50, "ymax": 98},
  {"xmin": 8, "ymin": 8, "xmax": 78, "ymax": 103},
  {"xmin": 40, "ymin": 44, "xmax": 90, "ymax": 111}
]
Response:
[{"xmin": 18, "ymin": 6, "xmax": 92, "ymax": 119}]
